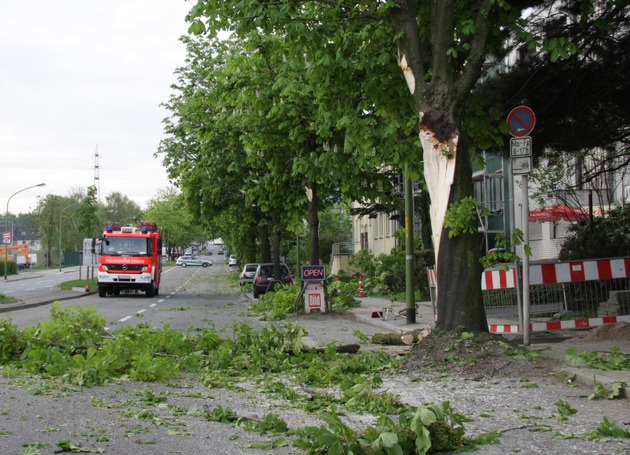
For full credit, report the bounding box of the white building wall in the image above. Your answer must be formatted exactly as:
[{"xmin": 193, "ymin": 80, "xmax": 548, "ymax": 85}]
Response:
[
  {"xmin": 351, "ymin": 204, "xmax": 399, "ymax": 259},
  {"xmin": 370, "ymin": 212, "xmax": 398, "ymax": 256},
  {"xmin": 512, "ymin": 174, "xmax": 575, "ymax": 261}
]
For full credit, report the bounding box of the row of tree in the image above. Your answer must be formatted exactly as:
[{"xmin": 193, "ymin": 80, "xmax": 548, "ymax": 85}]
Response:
[
  {"xmin": 156, "ymin": 0, "xmax": 629, "ymax": 332},
  {"xmin": 158, "ymin": 28, "xmax": 415, "ymax": 271},
  {"xmin": 6, "ymin": 187, "xmax": 207, "ymax": 268}
]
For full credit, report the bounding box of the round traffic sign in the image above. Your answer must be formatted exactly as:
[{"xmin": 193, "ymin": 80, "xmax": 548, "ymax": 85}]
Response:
[{"xmin": 507, "ymin": 105, "xmax": 536, "ymax": 137}]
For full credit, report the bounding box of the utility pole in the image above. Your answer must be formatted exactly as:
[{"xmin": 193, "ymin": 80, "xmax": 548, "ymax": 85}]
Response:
[{"xmin": 404, "ymin": 163, "xmax": 416, "ymax": 324}]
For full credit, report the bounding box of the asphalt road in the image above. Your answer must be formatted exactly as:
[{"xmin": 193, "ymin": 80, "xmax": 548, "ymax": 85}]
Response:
[
  {"xmin": 1, "ymin": 261, "xmax": 294, "ymax": 455},
  {"xmin": 1, "ymin": 267, "xmax": 79, "ymax": 300},
  {"xmin": 1, "ymin": 258, "xmax": 261, "ymax": 332},
  {"xmin": 1, "ymin": 262, "xmax": 629, "ymax": 454}
]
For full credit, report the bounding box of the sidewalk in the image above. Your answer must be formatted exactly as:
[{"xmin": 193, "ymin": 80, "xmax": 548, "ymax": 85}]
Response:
[{"xmin": 347, "ymin": 296, "xmax": 629, "ymax": 399}]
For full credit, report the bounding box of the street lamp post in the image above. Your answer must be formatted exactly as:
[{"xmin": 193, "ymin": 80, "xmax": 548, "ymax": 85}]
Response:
[
  {"xmin": 59, "ymin": 201, "xmax": 81, "ymax": 272},
  {"xmin": 4, "ymin": 183, "xmax": 46, "ymax": 280}
]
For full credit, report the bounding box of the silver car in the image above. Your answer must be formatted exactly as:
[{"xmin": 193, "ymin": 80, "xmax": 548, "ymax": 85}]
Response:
[
  {"xmin": 239, "ymin": 263, "xmax": 259, "ymax": 286},
  {"xmin": 176, "ymin": 255, "xmax": 212, "ymax": 268}
]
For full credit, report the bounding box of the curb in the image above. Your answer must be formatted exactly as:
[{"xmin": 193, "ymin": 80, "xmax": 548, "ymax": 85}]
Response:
[
  {"xmin": 0, "ymin": 291, "xmax": 98, "ymax": 313},
  {"xmin": 561, "ymin": 366, "xmax": 630, "ymax": 399}
]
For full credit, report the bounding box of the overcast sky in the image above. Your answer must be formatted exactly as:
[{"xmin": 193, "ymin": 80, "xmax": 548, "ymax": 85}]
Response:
[{"xmin": 0, "ymin": 1, "xmax": 193, "ymax": 215}]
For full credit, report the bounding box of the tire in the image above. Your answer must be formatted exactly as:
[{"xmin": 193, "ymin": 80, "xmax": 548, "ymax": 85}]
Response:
[
  {"xmin": 202, "ymin": 262, "xmax": 209, "ymax": 268},
  {"xmin": 98, "ymin": 286, "xmax": 107, "ymax": 297},
  {"xmin": 181, "ymin": 262, "xmax": 187, "ymax": 267},
  {"xmin": 146, "ymin": 284, "xmax": 155, "ymax": 297},
  {"xmin": 253, "ymin": 287, "xmax": 259, "ymax": 299},
  {"xmin": 155, "ymin": 287, "xmax": 159, "ymax": 296}
]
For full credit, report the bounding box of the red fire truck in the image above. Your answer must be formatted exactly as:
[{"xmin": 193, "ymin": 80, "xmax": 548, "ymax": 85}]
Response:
[{"xmin": 97, "ymin": 221, "xmax": 162, "ymax": 297}]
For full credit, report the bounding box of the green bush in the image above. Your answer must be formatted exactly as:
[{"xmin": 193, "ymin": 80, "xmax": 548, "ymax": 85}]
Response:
[
  {"xmin": 559, "ymin": 206, "xmax": 630, "ymax": 260},
  {"xmin": 327, "ymin": 279, "xmax": 361, "ymax": 313},
  {"xmin": 349, "ymin": 240, "xmax": 433, "ymax": 299},
  {"xmin": 249, "ymin": 284, "xmax": 300, "ymax": 320},
  {"xmin": 2, "ymin": 261, "xmax": 18, "ymax": 276},
  {"xmin": 349, "ymin": 248, "xmax": 377, "ymax": 277}
]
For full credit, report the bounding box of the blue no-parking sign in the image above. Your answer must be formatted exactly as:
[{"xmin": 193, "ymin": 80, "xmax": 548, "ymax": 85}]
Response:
[{"xmin": 507, "ymin": 106, "xmax": 536, "ymax": 137}]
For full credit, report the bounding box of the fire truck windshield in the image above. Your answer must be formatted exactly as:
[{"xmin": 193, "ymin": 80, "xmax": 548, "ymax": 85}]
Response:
[{"xmin": 102, "ymin": 237, "xmax": 150, "ymax": 256}]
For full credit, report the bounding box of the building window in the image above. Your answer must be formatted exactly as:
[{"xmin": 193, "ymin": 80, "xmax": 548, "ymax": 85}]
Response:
[
  {"xmin": 473, "ymin": 173, "xmax": 504, "ymax": 214},
  {"xmin": 360, "ymin": 231, "xmax": 368, "ymax": 250},
  {"xmin": 529, "ymin": 221, "xmax": 543, "ymax": 241},
  {"xmin": 378, "ymin": 214, "xmax": 384, "ymax": 239}
]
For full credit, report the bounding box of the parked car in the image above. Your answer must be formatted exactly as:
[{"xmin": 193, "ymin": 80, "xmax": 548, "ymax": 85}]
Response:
[
  {"xmin": 176, "ymin": 255, "xmax": 212, "ymax": 268},
  {"xmin": 239, "ymin": 263, "xmax": 259, "ymax": 286},
  {"xmin": 228, "ymin": 254, "xmax": 238, "ymax": 267},
  {"xmin": 252, "ymin": 263, "xmax": 293, "ymax": 298}
]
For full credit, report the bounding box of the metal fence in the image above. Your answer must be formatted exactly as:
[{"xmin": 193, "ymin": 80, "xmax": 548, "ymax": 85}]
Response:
[{"xmin": 428, "ymin": 257, "xmax": 630, "ymax": 333}]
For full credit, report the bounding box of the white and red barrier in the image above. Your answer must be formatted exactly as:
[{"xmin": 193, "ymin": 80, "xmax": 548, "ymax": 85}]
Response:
[
  {"xmin": 482, "ymin": 268, "xmax": 518, "ymax": 290},
  {"xmin": 429, "ymin": 257, "xmax": 630, "ymax": 332},
  {"xmin": 489, "ymin": 315, "xmax": 630, "ymax": 334},
  {"xmin": 481, "ymin": 257, "xmax": 630, "ymax": 290}
]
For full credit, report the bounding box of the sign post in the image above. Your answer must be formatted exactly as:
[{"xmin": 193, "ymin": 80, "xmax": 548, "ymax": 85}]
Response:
[
  {"xmin": 507, "ymin": 106, "xmax": 535, "ymax": 346},
  {"xmin": 3, "ymin": 231, "xmax": 11, "ymax": 280}
]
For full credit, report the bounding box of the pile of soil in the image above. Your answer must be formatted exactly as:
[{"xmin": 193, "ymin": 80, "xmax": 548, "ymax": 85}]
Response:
[
  {"xmin": 401, "ymin": 330, "xmax": 558, "ymax": 380},
  {"xmin": 400, "ymin": 323, "xmax": 630, "ymax": 380},
  {"xmin": 585, "ymin": 321, "xmax": 630, "ymax": 341}
]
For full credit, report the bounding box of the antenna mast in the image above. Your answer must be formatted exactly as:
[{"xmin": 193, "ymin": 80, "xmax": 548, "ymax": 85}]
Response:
[{"xmin": 94, "ymin": 144, "xmax": 101, "ymax": 201}]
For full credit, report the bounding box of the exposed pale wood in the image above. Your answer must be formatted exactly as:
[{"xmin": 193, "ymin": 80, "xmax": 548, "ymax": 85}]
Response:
[{"xmin": 372, "ymin": 328, "xmax": 432, "ymax": 345}]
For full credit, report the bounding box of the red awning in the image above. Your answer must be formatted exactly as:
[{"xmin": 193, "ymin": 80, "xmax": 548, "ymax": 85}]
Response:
[
  {"xmin": 529, "ymin": 207, "xmax": 561, "ymax": 222},
  {"xmin": 528, "ymin": 205, "xmax": 588, "ymax": 222}
]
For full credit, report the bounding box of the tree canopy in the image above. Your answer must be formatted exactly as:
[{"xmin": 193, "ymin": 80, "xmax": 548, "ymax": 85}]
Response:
[
  {"xmin": 175, "ymin": 0, "xmax": 629, "ymax": 332},
  {"xmin": 478, "ymin": 0, "xmax": 630, "ymax": 168},
  {"xmin": 159, "ymin": 16, "xmax": 418, "ymax": 266}
]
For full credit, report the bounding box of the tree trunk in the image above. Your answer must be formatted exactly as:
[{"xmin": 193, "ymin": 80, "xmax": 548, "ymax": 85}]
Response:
[
  {"xmin": 435, "ymin": 137, "xmax": 487, "ymax": 332},
  {"xmin": 272, "ymin": 221, "xmax": 282, "ymax": 277},
  {"xmin": 260, "ymin": 222, "xmax": 271, "ymax": 263},
  {"xmin": 390, "ymin": 0, "xmax": 495, "ymax": 332},
  {"xmin": 308, "ymin": 181, "xmax": 320, "ymax": 265}
]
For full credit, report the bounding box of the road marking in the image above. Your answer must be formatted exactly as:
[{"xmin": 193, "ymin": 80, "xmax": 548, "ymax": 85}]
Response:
[
  {"xmin": 150, "ymin": 303, "xmax": 157, "ymax": 307},
  {"xmin": 119, "ymin": 316, "xmax": 132, "ymax": 322},
  {"xmin": 137, "ymin": 309, "xmax": 146, "ymax": 314}
]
